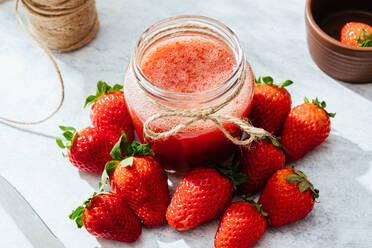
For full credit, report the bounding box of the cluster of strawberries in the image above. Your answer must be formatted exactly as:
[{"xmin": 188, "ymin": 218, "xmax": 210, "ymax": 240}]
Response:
[{"xmin": 57, "ymin": 77, "xmax": 335, "ymax": 247}]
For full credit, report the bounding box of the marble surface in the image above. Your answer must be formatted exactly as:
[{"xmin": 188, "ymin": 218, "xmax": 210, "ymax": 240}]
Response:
[{"xmin": 1, "ymin": 0, "xmax": 372, "ymax": 247}]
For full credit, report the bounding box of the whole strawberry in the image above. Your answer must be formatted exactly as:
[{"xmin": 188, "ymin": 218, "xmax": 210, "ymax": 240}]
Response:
[
  {"xmin": 340, "ymin": 22, "xmax": 372, "ymax": 47},
  {"xmin": 56, "ymin": 126, "xmax": 115, "ymax": 173},
  {"xmin": 281, "ymin": 97, "xmax": 335, "ymax": 161},
  {"xmin": 100, "ymin": 132, "xmax": 169, "ymax": 227},
  {"xmin": 166, "ymin": 165, "xmax": 247, "ymax": 230},
  {"xmin": 258, "ymin": 167, "xmax": 319, "ymax": 227},
  {"xmin": 239, "ymin": 136, "xmax": 285, "ymax": 195},
  {"xmin": 215, "ymin": 201, "xmax": 268, "ymax": 248},
  {"xmin": 85, "ymin": 81, "xmax": 134, "ymax": 142},
  {"xmin": 249, "ymin": 76, "xmax": 293, "ymax": 135},
  {"xmin": 69, "ymin": 192, "xmax": 142, "ymax": 242}
]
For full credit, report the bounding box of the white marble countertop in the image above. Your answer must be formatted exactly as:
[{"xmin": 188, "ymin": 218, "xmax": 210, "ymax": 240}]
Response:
[{"xmin": 1, "ymin": 0, "xmax": 372, "ymax": 247}]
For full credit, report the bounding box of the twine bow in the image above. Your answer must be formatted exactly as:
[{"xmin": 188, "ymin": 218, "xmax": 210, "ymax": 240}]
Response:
[{"xmin": 143, "ymin": 72, "xmax": 270, "ymax": 146}]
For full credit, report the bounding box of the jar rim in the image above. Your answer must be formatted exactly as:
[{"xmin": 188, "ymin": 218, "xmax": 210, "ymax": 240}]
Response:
[{"xmin": 132, "ymin": 15, "xmax": 245, "ymax": 104}]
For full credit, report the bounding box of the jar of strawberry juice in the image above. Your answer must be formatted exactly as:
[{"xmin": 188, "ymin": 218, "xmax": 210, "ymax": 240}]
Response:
[{"xmin": 123, "ymin": 16, "xmax": 255, "ymax": 173}]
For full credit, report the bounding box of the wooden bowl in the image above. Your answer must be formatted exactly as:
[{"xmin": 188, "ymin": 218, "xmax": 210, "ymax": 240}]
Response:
[{"xmin": 305, "ymin": 0, "xmax": 372, "ymax": 83}]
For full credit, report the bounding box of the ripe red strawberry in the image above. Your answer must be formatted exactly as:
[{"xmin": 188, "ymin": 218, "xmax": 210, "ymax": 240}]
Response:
[
  {"xmin": 56, "ymin": 126, "xmax": 115, "ymax": 173},
  {"xmin": 340, "ymin": 22, "xmax": 372, "ymax": 47},
  {"xmin": 85, "ymin": 81, "xmax": 134, "ymax": 142},
  {"xmin": 214, "ymin": 201, "xmax": 268, "ymax": 248},
  {"xmin": 69, "ymin": 192, "xmax": 141, "ymax": 242},
  {"xmin": 249, "ymin": 76, "xmax": 293, "ymax": 135},
  {"xmin": 166, "ymin": 166, "xmax": 247, "ymax": 230},
  {"xmin": 238, "ymin": 136, "xmax": 285, "ymax": 195},
  {"xmin": 100, "ymin": 132, "xmax": 169, "ymax": 227},
  {"xmin": 281, "ymin": 97, "xmax": 335, "ymax": 161},
  {"xmin": 258, "ymin": 167, "xmax": 319, "ymax": 227}
]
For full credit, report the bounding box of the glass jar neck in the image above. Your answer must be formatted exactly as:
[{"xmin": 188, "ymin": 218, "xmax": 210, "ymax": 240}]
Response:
[{"xmin": 131, "ymin": 15, "xmax": 245, "ymax": 107}]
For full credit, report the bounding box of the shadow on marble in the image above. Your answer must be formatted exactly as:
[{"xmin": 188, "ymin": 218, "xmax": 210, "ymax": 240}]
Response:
[
  {"xmin": 0, "ymin": 120, "xmax": 56, "ymax": 140},
  {"xmin": 338, "ymin": 80, "xmax": 372, "ymax": 102},
  {"xmin": 78, "ymin": 170, "xmax": 101, "ymax": 190}
]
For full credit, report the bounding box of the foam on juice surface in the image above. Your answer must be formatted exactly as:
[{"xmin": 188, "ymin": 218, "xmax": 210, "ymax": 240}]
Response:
[{"xmin": 140, "ymin": 34, "xmax": 236, "ymax": 93}]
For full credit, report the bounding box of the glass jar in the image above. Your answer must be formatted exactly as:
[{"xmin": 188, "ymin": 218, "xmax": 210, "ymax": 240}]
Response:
[{"xmin": 123, "ymin": 16, "xmax": 255, "ymax": 173}]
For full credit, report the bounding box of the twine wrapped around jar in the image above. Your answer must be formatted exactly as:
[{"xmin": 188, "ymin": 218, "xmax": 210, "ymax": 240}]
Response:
[
  {"xmin": 143, "ymin": 71, "xmax": 271, "ymax": 146},
  {"xmin": 22, "ymin": 0, "xmax": 99, "ymax": 52}
]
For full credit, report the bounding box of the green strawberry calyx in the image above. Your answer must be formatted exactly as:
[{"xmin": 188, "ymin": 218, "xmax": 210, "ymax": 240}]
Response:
[
  {"xmin": 258, "ymin": 136, "xmax": 287, "ymax": 155},
  {"xmin": 56, "ymin": 126, "xmax": 77, "ymax": 157},
  {"xmin": 286, "ymin": 167, "xmax": 319, "ymax": 199},
  {"xmin": 357, "ymin": 29, "xmax": 372, "ymax": 47},
  {"xmin": 304, "ymin": 97, "xmax": 336, "ymax": 118},
  {"xmin": 84, "ymin": 80, "xmax": 123, "ymax": 107},
  {"xmin": 215, "ymin": 163, "xmax": 249, "ymax": 189},
  {"xmin": 240, "ymin": 195, "xmax": 269, "ymax": 220},
  {"xmin": 255, "ymin": 76, "xmax": 293, "ymax": 88},
  {"xmin": 69, "ymin": 191, "xmax": 111, "ymax": 228},
  {"xmin": 99, "ymin": 131, "xmax": 154, "ymax": 192}
]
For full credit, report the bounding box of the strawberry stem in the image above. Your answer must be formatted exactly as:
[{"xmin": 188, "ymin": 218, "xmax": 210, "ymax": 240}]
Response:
[{"xmin": 84, "ymin": 80, "xmax": 123, "ymax": 107}]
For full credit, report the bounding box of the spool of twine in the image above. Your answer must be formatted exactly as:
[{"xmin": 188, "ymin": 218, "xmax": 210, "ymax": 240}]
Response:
[
  {"xmin": 0, "ymin": 0, "xmax": 98, "ymax": 125},
  {"xmin": 22, "ymin": 0, "xmax": 99, "ymax": 52}
]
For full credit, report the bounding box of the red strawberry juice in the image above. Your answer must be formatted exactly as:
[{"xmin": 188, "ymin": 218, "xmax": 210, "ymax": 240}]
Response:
[{"xmin": 124, "ymin": 32, "xmax": 254, "ymax": 173}]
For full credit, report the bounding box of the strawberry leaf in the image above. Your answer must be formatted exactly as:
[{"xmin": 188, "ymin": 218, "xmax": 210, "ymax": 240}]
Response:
[
  {"xmin": 255, "ymin": 75, "xmax": 293, "ymax": 88},
  {"xmin": 304, "ymin": 97, "xmax": 336, "ymax": 118},
  {"xmin": 84, "ymin": 95, "xmax": 98, "ymax": 108},
  {"xmin": 100, "ymin": 132, "xmax": 154, "ymax": 191},
  {"xmin": 357, "ymin": 29, "xmax": 372, "ymax": 47},
  {"xmin": 299, "ymin": 180, "xmax": 310, "ymax": 193},
  {"xmin": 280, "ymin": 80, "xmax": 293, "ymax": 88},
  {"xmin": 99, "ymin": 161, "xmax": 120, "ymax": 191},
  {"xmin": 242, "ymin": 198, "xmax": 270, "ymax": 221},
  {"xmin": 119, "ymin": 132, "xmax": 134, "ymax": 156},
  {"xmin": 262, "ymin": 76, "xmax": 274, "ymax": 84},
  {"xmin": 59, "ymin": 126, "xmax": 76, "ymax": 132},
  {"xmin": 69, "ymin": 191, "xmax": 110, "ymax": 228},
  {"xmin": 216, "ymin": 163, "xmax": 248, "ymax": 187},
  {"xmin": 56, "ymin": 138, "xmax": 65, "ymax": 149},
  {"xmin": 111, "ymin": 131, "xmax": 154, "ymax": 158},
  {"xmin": 84, "ymin": 80, "xmax": 123, "ymax": 107},
  {"xmin": 286, "ymin": 174, "xmax": 303, "ymax": 184},
  {"xmin": 132, "ymin": 142, "xmax": 154, "ymax": 156},
  {"xmin": 62, "ymin": 131, "xmax": 74, "ymax": 140},
  {"xmin": 112, "ymin": 84, "xmax": 123, "ymax": 92},
  {"xmin": 69, "ymin": 206, "xmax": 85, "ymax": 228},
  {"xmin": 287, "ymin": 167, "xmax": 320, "ymax": 199},
  {"xmin": 110, "ymin": 137, "xmax": 126, "ymax": 161},
  {"xmin": 265, "ymin": 136, "xmax": 287, "ymax": 154},
  {"xmin": 56, "ymin": 126, "xmax": 77, "ymax": 151}
]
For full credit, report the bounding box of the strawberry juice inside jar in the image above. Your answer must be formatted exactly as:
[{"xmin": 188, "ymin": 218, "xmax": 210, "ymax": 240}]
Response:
[{"xmin": 123, "ymin": 16, "xmax": 254, "ymax": 173}]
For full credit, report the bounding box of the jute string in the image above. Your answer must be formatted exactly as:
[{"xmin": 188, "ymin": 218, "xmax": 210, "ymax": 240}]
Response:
[
  {"xmin": 0, "ymin": 0, "xmax": 98, "ymax": 125},
  {"xmin": 143, "ymin": 71, "xmax": 270, "ymax": 146}
]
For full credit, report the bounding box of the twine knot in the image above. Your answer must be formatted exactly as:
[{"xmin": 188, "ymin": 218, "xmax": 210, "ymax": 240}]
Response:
[{"xmin": 143, "ymin": 71, "xmax": 271, "ymax": 146}]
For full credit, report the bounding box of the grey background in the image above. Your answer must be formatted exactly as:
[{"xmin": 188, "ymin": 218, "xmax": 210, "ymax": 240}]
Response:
[{"xmin": 0, "ymin": 0, "xmax": 372, "ymax": 247}]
